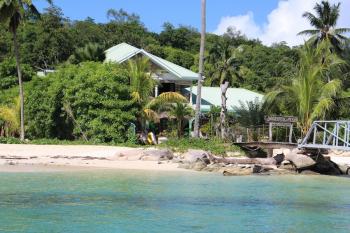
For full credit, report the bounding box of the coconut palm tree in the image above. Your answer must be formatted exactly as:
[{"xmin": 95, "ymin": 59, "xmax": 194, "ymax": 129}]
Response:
[
  {"xmin": 0, "ymin": 0, "xmax": 52, "ymax": 140},
  {"xmin": 206, "ymin": 39, "xmax": 238, "ymax": 86},
  {"xmin": 298, "ymin": 1, "xmax": 350, "ymax": 53},
  {"xmin": 127, "ymin": 57, "xmax": 187, "ymax": 133},
  {"xmin": 69, "ymin": 43, "xmax": 106, "ymax": 64},
  {"xmin": 265, "ymin": 42, "xmax": 344, "ymax": 135},
  {"xmin": 128, "ymin": 57, "xmax": 156, "ymax": 105},
  {"xmin": 233, "ymin": 98, "xmax": 265, "ymax": 128},
  {"xmin": 194, "ymin": 0, "xmax": 206, "ymax": 138},
  {"xmin": 169, "ymin": 102, "xmax": 193, "ymax": 138}
]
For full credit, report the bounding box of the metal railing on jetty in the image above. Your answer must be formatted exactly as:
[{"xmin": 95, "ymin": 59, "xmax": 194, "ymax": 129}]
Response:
[{"xmin": 299, "ymin": 121, "xmax": 350, "ymax": 151}]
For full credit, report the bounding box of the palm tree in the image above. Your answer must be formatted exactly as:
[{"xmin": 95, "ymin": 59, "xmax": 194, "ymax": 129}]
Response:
[
  {"xmin": 193, "ymin": 0, "xmax": 206, "ymax": 138},
  {"xmin": 233, "ymin": 98, "xmax": 265, "ymax": 128},
  {"xmin": 0, "ymin": 0, "xmax": 52, "ymax": 140},
  {"xmin": 265, "ymin": 42, "xmax": 344, "ymax": 135},
  {"xmin": 206, "ymin": 39, "xmax": 238, "ymax": 86},
  {"xmin": 169, "ymin": 102, "xmax": 193, "ymax": 138},
  {"xmin": 127, "ymin": 57, "xmax": 187, "ymax": 133},
  {"xmin": 298, "ymin": 1, "xmax": 350, "ymax": 53},
  {"xmin": 128, "ymin": 57, "xmax": 156, "ymax": 105},
  {"xmin": 69, "ymin": 43, "xmax": 106, "ymax": 64}
]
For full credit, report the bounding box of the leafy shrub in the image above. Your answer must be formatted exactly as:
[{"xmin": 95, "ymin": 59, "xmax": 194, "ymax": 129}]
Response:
[
  {"xmin": 0, "ymin": 137, "xmax": 22, "ymax": 144},
  {"xmin": 25, "ymin": 62, "xmax": 138, "ymax": 143},
  {"xmin": 0, "ymin": 58, "xmax": 34, "ymax": 90}
]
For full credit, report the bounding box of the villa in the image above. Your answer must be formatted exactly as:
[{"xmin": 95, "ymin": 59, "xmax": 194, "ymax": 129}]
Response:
[
  {"xmin": 105, "ymin": 42, "xmax": 263, "ymax": 113},
  {"xmin": 105, "ymin": 42, "xmax": 198, "ymax": 101}
]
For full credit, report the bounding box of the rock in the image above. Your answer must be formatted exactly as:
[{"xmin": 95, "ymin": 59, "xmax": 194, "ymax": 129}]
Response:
[
  {"xmin": 300, "ymin": 170, "xmax": 320, "ymax": 175},
  {"xmin": 311, "ymin": 156, "xmax": 341, "ymax": 175},
  {"xmin": 222, "ymin": 166, "xmax": 253, "ymax": 176},
  {"xmin": 273, "ymin": 148, "xmax": 291, "ymax": 157},
  {"xmin": 182, "ymin": 150, "xmax": 210, "ymax": 163},
  {"xmin": 252, "ymin": 165, "xmax": 263, "ymax": 173},
  {"xmin": 192, "ymin": 160, "xmax": 207, "ymax": 171},
  {"xmin": 337, "ymin": 165, "xmax": 350, "ymax": 175},
  {"xmin": 263, "ymin": 168, "xmax": 297, "ymax": 175},
  {"xmin": 284, "ymin": 149, "xmax": 316, "ymax": 169},
  {"xmin": 140, "ymin": 149, "xmax": 174, "ymax": 161},
  {"xmin": 202, "ymin": 163, "xmax": 224, "ymax": 172},
  {"xmin": 279, "ymin": 160, "xmax": 295, "ymax": 170}
]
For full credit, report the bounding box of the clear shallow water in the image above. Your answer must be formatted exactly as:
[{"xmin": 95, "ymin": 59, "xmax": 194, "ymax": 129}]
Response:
[{"xmin": 0, "ymin": 170, "xmax": 350, "ymax": 233}]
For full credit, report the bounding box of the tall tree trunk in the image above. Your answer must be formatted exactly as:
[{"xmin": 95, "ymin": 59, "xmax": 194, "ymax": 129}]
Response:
[
  {"xmin": 13, "ymin": 30, "xmax": 25, "ymax": 141},
  {"xmin": 194, "ymin": 0, "xmax": 206, "ymax": 138},
  {"xmin": 177, "ymin": 119, "xmax": 182, "ymax": 138},
  {"xmin": 220, "ymin": 81, "xmax": 229, "ymax": 140}
]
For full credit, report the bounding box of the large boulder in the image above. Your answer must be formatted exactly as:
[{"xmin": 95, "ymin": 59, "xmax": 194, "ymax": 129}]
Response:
[
  {"xmin": 192, "ymin": 160, "xmax": 208, "ymax": 171},
  {"xmin": 181, "ymin": 150, "xmax": 211, "ymax": 164},
  {"xmin": 284, "ymin": 149, "xmax": 316, "ymax": 169},
  {"xmin": 140, "ymin": 149, "xmax": 174, "ymax": 161},
  {"xmin": 311, "ymin": 156, "xmax": 341, "ymax": 175}
]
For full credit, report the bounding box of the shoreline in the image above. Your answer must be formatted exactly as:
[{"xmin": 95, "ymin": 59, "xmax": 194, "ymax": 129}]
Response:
[
  {"xmin": 0, "ymin": 144, "xmax": 191, "ymax": 173},
  {"xmin": 1, "ymin": 144, "xmax": 350, "ymax": 175}
]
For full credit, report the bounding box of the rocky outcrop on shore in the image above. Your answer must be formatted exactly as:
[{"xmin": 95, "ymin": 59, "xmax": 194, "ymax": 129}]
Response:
[
  {"xmin": 171, "ymin": 148, "xmax": 349, "ymax": 176},
  {"xmin": 112, "ymin": 146, "xmax": 350, "ymax": 176},
  {"xmin": 3, "ymin": 144, "xmax": 346, "ymax": 176}
]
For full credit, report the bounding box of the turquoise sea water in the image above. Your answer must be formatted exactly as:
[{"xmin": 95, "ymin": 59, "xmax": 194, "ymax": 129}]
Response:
[{"xmin": 0, "ymin": 170, "xmax": 350, "ymax": 233}]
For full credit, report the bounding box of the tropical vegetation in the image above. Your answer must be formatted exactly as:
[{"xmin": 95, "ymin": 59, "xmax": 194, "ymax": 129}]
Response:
[{"xmin": 0, "ymin": 1, "xmax": 349, "ymax": 144}]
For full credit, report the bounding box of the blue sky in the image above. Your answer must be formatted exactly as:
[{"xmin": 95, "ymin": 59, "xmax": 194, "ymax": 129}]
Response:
[
  {"xmin": 33, "ymin": 0, "xmax": 350, "ymax": 46},
  {"xmin": 33, "ymin": 0, "xmax": 279, "ymax": 32}
]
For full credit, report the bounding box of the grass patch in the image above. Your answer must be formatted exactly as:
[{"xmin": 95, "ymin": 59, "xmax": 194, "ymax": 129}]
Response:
[
  {"xmin": 157, "ymin": 137, "xmax": 243, "ymax": 156},
  {"xmin": 0, "ymin": 137, "xmax": 143, "ymax": 148}
]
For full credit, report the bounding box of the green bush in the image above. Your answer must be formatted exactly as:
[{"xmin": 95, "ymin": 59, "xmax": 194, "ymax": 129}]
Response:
[
  {"xmin": 0, "ymin": 137, "xmax": 22, "ymax": 144},
  {"xmin": 0, "ymin": 57, "xmax": 34, "ymax": 90},
  {"xmin": 25, "ymin": 62, "xmax": 138, "ymax": 143}
]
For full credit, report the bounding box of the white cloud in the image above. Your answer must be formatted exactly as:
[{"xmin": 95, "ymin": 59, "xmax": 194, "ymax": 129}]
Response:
[
  {"xmin": 213, "ymin": 12, "xmax": 261, "ymax": 38},
  {"xmin": 214, "ymin": 0, "xmax": 350, "ymax": 46}
]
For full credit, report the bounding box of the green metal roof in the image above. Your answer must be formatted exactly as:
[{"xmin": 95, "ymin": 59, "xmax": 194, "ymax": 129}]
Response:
[
  {"xmin": 184, "ymin": 86, "xmax": 264, "ymax": 112},
  {"xmin": 105, "ymin": 43, "xmax": 198, "ymax": 81}
]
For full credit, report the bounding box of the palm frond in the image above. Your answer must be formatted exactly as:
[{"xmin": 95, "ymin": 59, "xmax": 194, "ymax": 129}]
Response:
[
  {"xmin": 143, "ymin": 108, "xmax": 159, "ymax": 122},
  {"xmin": 311, "ymin": 97, "xmax": 334, "ymax": 120},
  {"xmin": 297, "ymin": 29, "xmax": 319, "ymax": 36},
  {"xmin": 334, "ymin": 28, "xmax": 350, "ymax": 34},
  {"xmin": 320, "ymin": 79, "xmax": 342, "ymax": 98},
  {"xmin": 302, "ymin": 12, "xmax": 323, "ymax": 29}
]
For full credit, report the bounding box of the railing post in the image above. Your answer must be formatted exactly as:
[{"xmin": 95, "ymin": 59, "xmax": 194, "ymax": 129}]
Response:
[{"xmin": 323, "ymin": 122, "xmax": 327, "ymax": 145}]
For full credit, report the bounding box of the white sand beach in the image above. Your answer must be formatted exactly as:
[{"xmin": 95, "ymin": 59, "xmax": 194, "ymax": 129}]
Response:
[{"xmin": 0, "ymin": 144, "xmax": 188, "ymax": 172}]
